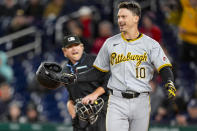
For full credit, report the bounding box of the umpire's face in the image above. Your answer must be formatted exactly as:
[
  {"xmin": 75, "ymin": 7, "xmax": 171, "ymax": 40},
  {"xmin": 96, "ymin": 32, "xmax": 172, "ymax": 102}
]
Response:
[
  {"xmin": 62, "ymin": 43, "xmax": 84, "ymax": 64},
  {"xmin": 117, "ymin": 8, "xmax": 139, "ymax": 33}
]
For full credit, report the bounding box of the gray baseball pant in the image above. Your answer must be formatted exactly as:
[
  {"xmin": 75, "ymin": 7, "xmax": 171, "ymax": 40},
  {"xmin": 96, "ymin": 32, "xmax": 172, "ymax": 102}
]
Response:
[{"xmin": 106, "ymin": 92, "xmax": 151, "ymax": 131}]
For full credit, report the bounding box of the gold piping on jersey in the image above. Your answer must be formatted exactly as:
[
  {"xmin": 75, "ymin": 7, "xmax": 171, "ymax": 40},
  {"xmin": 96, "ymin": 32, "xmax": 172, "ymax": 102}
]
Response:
[
  {"xmin": 146, "ymin": 95, "xmax": 151, "ymax": 131},
  {"xmin": 121, "ymin": 33, "xmax": 143, "ymax": 42},
  {"xmin": 110, "ymin": 52, "xmax": 147, "ymax": 66},
  {"xmin": 93, "ymin": 65, "xmax": 109, "ymax": 72},
  {"xmin": 157, "ymin": 63, "xmax": 172, "ymax": 72},
  {"xmin": 106, "ymin": 94, "xmax": 111, "ymax": 131}
]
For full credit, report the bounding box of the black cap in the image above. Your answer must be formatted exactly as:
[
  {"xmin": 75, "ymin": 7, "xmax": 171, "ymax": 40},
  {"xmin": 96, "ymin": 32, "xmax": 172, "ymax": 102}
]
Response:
[{"xmin": 63, "ymin": 35, "xmax": 82, "ymax": 48}]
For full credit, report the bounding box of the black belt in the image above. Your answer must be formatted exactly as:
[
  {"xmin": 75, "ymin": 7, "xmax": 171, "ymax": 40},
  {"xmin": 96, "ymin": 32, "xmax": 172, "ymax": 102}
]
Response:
[{"xmin": 109, "ymin": 89, "xmax": 140, "ymax": 99}]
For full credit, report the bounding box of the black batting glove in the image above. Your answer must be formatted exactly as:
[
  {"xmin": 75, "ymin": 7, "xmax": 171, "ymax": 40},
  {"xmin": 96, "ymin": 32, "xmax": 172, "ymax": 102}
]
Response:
[{"xmin": 164, "ymin": 80, "xmax": 176, "ymax": 100}]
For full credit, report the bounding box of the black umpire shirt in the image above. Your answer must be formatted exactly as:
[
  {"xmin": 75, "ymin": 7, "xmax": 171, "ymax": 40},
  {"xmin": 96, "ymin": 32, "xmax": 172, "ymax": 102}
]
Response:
[{"xmin": 62, "ymin": 53, "xmax": 109, "ymax": 103}]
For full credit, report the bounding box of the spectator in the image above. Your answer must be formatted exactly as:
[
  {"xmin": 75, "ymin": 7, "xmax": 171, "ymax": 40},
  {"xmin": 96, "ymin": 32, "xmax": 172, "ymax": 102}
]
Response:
[
  {"xmin": 78, "ymin": 6, "xmax": 93, "ymax": 40},
  {"xmin": 6, "ymin": 9, "xmax": 32, "ymax": 49},
  {"xmin": 177, "ymin": 0, "xmax": 197, "ymax": 98},
  {"xmin": 153, "ymin": 101, "xmax": 174, "ymax": 124},
  {"xmin": 0, "ymin": 0, "xmax": 21, "ymax": 17},
  {"xmin": 186, "ymin": 99, "xmax": 197, "ymax": 124},
  {"xmin": 139, "ymin": 11, "xmax": 162, "ymax": 43},
  {"xmin": 43, "ymin": 0, "xmax": 65, "ymax": 19},
  {"xmin": 154, "ymin": 94, "xmax": 188, "ymax": 125},
  {"xmin": 25, "ymin": 102, "xmax": 39, "ymax": 123},
  {"xmin": 24, "ymin": 0, "xmax": 44, "ymax": 24},
  {"xmin": 6, "ymin": 101, "xmax": 23, "ymax": 123},
  {"xmin": 178, "ymin": 0, "xmax": 197, "ymax": 65},
  {"xmin": 160, "ymin": 0, "xmax": 182, "ymax": 27},
  {"xmin": 0, "ymin": 82, "xmax": 12, "ymax": 104},
  {"xmin": 0, "ymin": 51, "xmax": 13, "ymax": 83},
  {"xmin": 0, "ymin": 0, "xmax": 22, "ymax": 36},
  {"xmin": 176, "ymin": 99, "xmax": 197, "ymax": 125},
  {"xmin": 0, "ymin": 80, "xmax": 12, "ymax": 121},
  {"xmin": 91, "ymin": 20, "xmax": 112, "ymax": 54},
  {"xmin": 0, "ymin": 52, "xmax": 13, "ymax": 122}
]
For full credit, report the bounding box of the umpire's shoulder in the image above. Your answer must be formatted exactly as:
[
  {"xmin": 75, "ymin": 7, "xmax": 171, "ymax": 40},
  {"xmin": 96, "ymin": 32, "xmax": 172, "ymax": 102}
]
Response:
[{"xmin": 84, "ymin": 53, "xmax": 97, "ymax": 64}]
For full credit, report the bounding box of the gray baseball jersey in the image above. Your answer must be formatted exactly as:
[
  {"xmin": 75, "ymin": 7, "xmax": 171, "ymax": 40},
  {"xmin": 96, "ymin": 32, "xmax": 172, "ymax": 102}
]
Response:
[{"xmin": 93, "ymin": 33, "xmax": 172, "ymax": 93}]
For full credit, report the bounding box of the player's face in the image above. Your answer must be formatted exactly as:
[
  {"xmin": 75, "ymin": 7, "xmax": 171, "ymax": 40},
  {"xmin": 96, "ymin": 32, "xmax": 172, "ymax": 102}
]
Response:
[
  {"xmin": 117, "ymin": 8, "xmax": 139, "ymax": 32},
  {"xmin": 62, "ymin": 43, "xmax": 84, "ymax": 64}
]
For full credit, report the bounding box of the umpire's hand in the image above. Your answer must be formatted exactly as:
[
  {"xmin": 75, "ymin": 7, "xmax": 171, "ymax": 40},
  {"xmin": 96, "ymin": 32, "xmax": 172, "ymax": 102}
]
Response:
[
  {"xmin": 82, "ymin": 93, "xmax": 98, "ymax": 104},
  {"xmin": 60, "ymin": 73, "xmax": 77, "ymax": 84}
]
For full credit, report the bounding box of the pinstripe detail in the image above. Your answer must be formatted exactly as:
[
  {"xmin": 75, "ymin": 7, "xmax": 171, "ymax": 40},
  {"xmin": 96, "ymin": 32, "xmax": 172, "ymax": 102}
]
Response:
[
  {"xmin": 157, "ymin": 63, "xmax": 172, "ymax": 72},
  {"xmin": 93, "ymin": 65, "xmax": 109, "ymax": 72}
]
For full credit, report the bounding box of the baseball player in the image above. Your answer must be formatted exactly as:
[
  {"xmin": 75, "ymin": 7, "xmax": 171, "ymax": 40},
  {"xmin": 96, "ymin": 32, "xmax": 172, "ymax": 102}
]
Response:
[
  {"xmin": 61, "ymin": 34, "xmax": 109, "ymax": 131},
  {"xmin": 53, "ymin": 1, "xmax": 176, "ymax": 131}
]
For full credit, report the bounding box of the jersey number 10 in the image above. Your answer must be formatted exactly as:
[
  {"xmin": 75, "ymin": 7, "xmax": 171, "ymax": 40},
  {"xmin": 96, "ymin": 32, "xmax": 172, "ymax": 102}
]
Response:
[{"xmin": 136, "ymin": 67, "xmax": 145, "ymax": 78}]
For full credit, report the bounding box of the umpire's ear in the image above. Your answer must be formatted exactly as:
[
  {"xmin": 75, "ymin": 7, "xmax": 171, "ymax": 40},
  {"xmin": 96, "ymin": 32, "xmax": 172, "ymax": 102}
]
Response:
[
  {"xmin": 62, "ymin": 47, "xmax": 67, "ymax": 57},
  {"xmin": 80, "ymin": 43, "xmax": 84, "ymax": 50}
]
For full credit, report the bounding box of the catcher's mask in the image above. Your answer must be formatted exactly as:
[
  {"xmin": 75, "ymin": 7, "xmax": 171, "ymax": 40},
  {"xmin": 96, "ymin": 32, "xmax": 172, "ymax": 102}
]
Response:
[
  {"xmin": 36, "ymin": 62, "xmax": 62, "ymax": 89},
  {"xmin": 75, "ymin": 97, "xmax": 104, "ymax": 125}
]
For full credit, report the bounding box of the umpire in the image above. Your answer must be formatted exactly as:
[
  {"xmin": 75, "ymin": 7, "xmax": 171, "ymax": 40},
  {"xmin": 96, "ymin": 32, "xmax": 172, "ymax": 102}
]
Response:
[{"xmin": 61, "ymin": 34, "xmax": 109, "ymax": 131}]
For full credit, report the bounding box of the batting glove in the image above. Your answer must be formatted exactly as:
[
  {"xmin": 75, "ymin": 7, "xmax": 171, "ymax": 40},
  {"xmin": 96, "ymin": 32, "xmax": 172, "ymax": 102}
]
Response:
[{"xmin": 165, "ymin": 80, "xmax": 176, "ymax": 100}]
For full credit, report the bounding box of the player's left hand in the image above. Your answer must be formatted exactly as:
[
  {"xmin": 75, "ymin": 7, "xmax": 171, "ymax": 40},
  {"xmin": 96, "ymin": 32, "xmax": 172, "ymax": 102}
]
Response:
[
  {"xmin": 165, "ymin": 80, "xmax": 176, "ymax": 100},
  {"xmin": 82, "ymin": 93, "xmax": 98, "ymax": 104}
]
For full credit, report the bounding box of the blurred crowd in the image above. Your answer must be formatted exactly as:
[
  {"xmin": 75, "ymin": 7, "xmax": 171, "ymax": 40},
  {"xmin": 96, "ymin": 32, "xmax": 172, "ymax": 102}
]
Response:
[{"xmin": 0, "ymin": 0, "xmax": 197, "ymax": 127}]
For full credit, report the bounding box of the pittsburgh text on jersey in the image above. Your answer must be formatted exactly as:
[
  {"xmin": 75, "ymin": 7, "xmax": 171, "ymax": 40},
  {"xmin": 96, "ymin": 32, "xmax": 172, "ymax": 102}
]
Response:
[{"xmin": 110, "ymin": 52, "xmax": 147, "ymax": 66}]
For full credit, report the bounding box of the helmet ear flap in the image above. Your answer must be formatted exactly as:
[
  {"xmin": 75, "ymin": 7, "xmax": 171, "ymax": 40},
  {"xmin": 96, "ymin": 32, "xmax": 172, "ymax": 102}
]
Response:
[{"xmin": 36, "ymin": 62, "xmax": 62, "ymax": 89}]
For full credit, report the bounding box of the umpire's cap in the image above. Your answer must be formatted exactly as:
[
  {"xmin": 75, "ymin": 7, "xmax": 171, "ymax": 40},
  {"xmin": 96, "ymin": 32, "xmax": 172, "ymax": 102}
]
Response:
[{"xmin": 63, "ymin": 35, "xmax": 82, "ymax": 48}]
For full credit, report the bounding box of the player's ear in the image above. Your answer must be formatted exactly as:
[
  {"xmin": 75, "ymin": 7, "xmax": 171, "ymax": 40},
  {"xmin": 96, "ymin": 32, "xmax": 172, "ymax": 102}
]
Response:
[{"xmin": 134, "ymin": 15, "xmax": 139, "ymax": 23}]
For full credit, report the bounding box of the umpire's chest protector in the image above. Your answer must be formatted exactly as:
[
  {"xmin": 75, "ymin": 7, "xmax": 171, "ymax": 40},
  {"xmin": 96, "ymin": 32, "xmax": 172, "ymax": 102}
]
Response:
[{"xmin": 61, "ymin": 53, "xmax": 100, "ymax": 100}]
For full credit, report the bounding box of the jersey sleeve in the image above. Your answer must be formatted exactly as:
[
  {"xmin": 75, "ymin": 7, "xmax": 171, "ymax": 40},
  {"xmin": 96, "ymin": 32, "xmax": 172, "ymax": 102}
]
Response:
[
  {"xmin": 150, "ymin": 42, "xmax": 172, "ymax": 72},
  {"xmin": 93, "ymin": 39, "xmax": 110, "ymax": 72}
]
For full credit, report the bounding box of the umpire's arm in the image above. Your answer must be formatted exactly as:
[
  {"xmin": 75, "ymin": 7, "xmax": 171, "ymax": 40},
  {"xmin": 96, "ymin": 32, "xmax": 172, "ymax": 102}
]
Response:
[
  {"xmin": 77, "ymin": 67, "xmax": 108, "ymax": 82},
  {"xmin": 82, "ymin": 87, "xmax": 105, "ymax": 104},
  {"xmin": 67, "ymin": 100, "xmax": 76, "ymax": 119},
  {"xmin": 82, "ymin": 71, "xmax": 110, "ymax": 104}
]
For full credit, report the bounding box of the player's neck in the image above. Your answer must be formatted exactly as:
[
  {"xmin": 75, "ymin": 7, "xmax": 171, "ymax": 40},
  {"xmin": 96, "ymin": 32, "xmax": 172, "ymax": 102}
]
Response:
[{"xmin": 122, "ymin": 27, "xmax": 139, "ymax": 40}]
